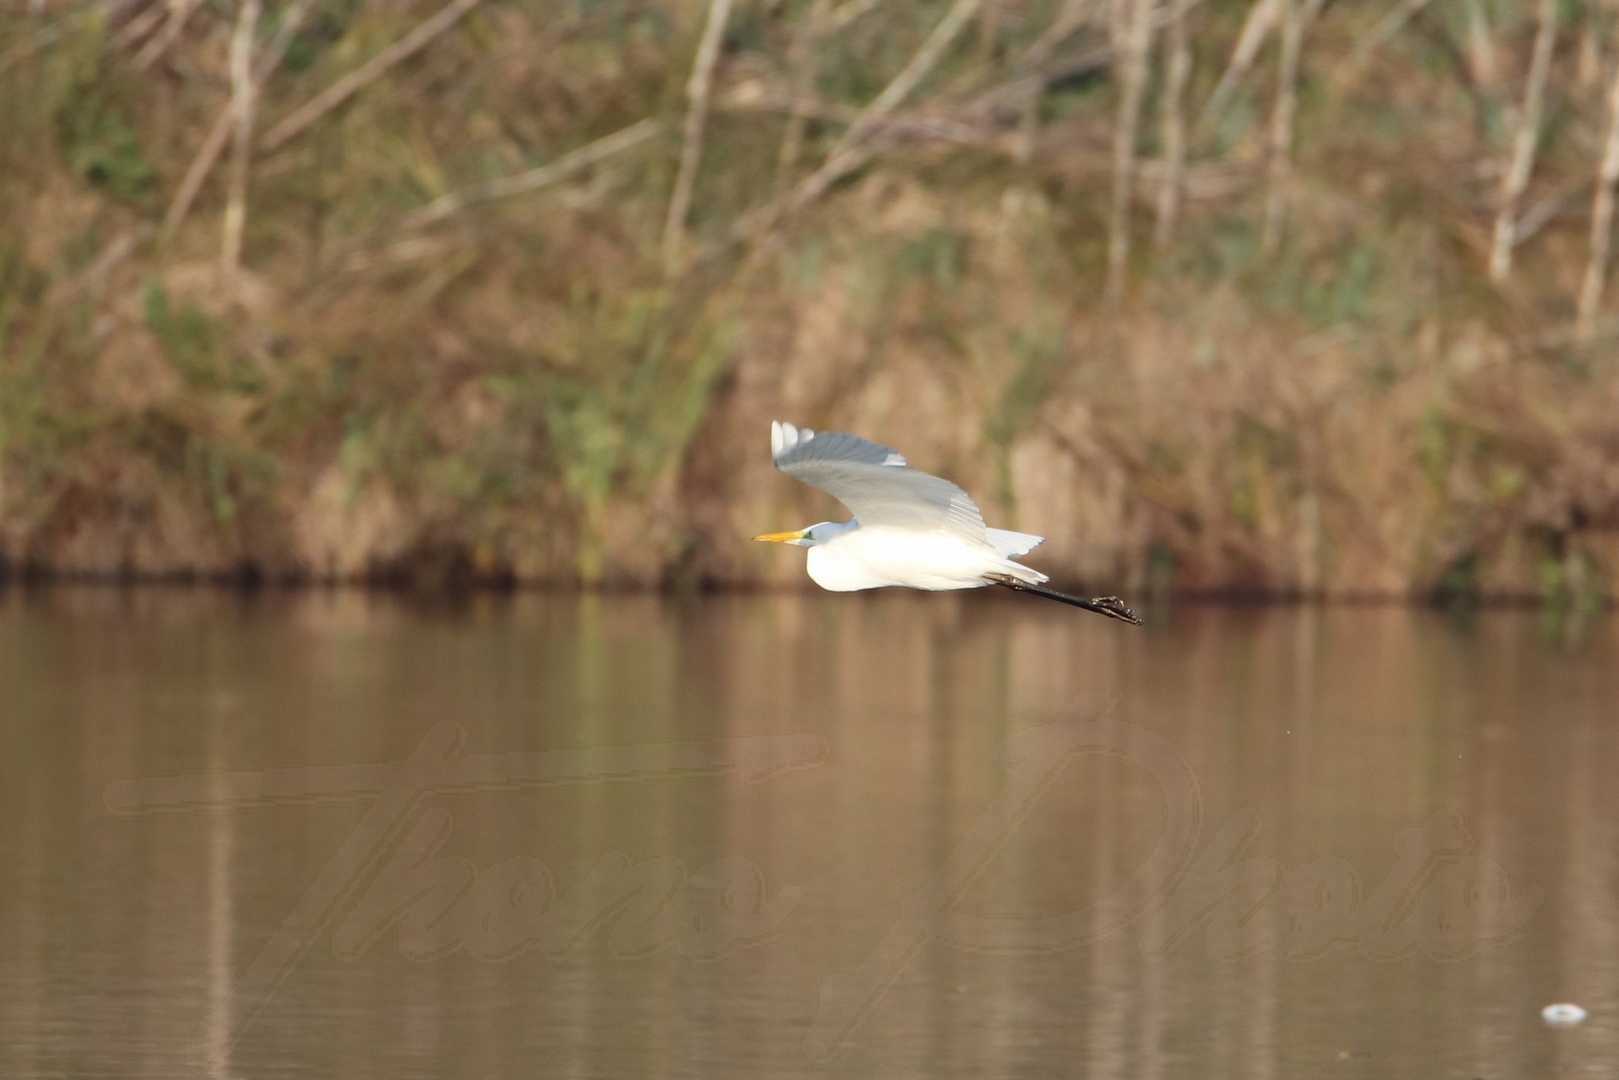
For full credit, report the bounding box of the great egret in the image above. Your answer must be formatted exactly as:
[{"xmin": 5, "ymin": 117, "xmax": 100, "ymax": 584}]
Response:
[{"xmin": 753, "ymin": 420, "xmax": 1141, "ymax": 624}]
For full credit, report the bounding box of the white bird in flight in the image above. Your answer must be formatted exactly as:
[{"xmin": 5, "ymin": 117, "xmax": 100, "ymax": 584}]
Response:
[{"xmin": 753, "ymin": 420, "xmax": 1141, "ymax": 624}]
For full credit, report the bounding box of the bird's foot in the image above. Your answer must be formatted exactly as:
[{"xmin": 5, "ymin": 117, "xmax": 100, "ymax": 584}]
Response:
[{"xmin": 1088, "ymin": 596, "xmax": 1143, "ymax": 625}]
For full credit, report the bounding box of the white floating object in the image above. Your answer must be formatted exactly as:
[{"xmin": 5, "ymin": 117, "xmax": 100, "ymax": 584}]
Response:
[{"xmin": 1541, "ymin": 1003, "xmax": 1588, "ymax": 1027}]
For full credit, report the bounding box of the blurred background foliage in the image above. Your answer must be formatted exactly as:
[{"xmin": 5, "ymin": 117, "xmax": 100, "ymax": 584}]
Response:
[{"xmin": 0, "ymin": 0, "xmax": 1617, "ymax": 603}]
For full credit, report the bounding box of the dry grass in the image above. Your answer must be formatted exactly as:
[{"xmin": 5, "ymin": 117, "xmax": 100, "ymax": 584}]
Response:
[{"xmin": 0, "ymin": 0, "xmax": 1615, "ymax": 604}]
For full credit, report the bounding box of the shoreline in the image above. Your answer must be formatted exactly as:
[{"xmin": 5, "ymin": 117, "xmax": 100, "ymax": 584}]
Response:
[{"xmin": 0, "ymin": 567, "xmax": 1609, "ymax": 612}]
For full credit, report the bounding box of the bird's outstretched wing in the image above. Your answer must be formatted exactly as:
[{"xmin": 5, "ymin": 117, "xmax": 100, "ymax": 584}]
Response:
[{"xmin": 770, "ymin": 420, "xmax": 987, "ymax": 541}]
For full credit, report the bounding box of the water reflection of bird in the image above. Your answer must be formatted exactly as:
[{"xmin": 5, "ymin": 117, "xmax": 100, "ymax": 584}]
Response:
[{"xmin": 753, "ymin": 420, "xmax": 1141, "ymax": 624}]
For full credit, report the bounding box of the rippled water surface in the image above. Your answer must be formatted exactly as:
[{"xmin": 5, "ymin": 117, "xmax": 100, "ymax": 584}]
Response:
[{"xmin": 2, "ymin": 588, "xmax": 1615, "ymax": 1078}]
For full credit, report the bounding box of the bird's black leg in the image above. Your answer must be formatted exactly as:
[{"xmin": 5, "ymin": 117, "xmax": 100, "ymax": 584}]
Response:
[{"xmin": 985, "ymin": 575, "xmax": 1143, "ymax": 625}]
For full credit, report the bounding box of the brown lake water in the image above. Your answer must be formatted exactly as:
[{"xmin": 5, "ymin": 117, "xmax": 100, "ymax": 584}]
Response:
[{"xmin": 1, "ymin": 588, "xmax": 1615, "ymax": 1079}]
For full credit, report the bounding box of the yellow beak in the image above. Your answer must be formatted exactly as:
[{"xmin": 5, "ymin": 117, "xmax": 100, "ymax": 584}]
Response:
[{"xmin": 752, "ymin": 529, "xmax": 807, "ymax": 544}]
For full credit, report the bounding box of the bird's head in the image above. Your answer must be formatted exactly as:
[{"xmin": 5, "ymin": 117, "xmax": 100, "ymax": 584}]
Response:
[{"xmin": 752, "ymin": 521, "xmax": 842, "ymax": 547}]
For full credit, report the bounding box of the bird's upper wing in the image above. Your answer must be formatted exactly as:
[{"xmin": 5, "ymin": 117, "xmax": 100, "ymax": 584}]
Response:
[{"xmin": 770, "ymin": 420, "xmax": 987, "ymax": 541}]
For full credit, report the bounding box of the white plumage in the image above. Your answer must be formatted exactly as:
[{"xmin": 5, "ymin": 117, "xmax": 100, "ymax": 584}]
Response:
[
  {"xmin": 754, "ymin": 421, "xmax": 1142, "ymax": 624},
  {"xmin": 762, "ymin": 421, "xmax": 1045, "ymax": 591}
]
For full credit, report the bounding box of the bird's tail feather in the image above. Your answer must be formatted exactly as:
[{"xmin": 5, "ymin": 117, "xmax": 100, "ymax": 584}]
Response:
[
  {"xmin": 986, "ymin": 528, "xmax": 1044, "ymax": 558},
  {"xmin": 994, "ymin": 559, "xmax": 1048, "ymax": 585}
]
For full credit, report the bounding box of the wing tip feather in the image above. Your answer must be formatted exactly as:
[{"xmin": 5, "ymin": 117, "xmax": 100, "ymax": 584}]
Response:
[
  {"xmin": 768, "ymin": 418, "xmax": 907, "ymax": 468},
  {"xmin": 771, "ymin": 419, "xmax": 819, "ymax": 463}
]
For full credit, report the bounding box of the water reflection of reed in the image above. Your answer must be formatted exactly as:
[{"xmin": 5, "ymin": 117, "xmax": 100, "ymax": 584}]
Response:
[{"xmin": 2, "ymin": 593, "xmax": 1616, "ymax": 1078}]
